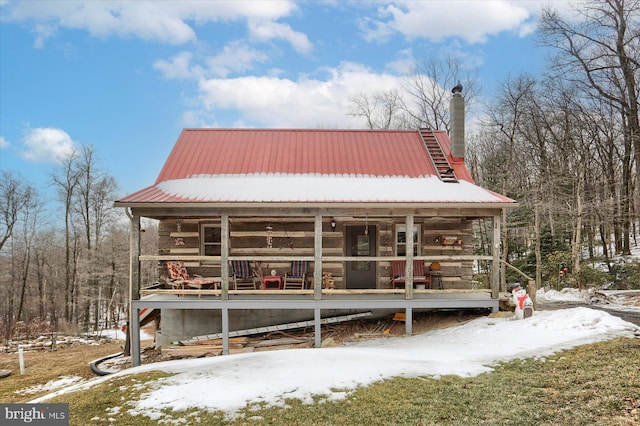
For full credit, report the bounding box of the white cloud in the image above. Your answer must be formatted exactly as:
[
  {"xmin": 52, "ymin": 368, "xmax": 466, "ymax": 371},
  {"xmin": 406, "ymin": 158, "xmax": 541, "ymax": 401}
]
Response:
[
  {"xmin": 32, "ymin": 23, "xmax": 57, "ymax": 49},
  {"xmin": 0, "ymin": 136, "xmax": 9, "ymax": 149},
  {"xmin": 20, "ymin": 127, "xmax": 77, "ymax": 163},
  {"xmin": 248, "ymin": 20, "xmax": 313, "ymax": 54},
  {"xmin": 364, "ymin": 1, "xmax": 534, "ymax": 44},
  {"xmin": 385, "ymin": 48, "xmax": 415, "ymax": 74},
  {"xmin": 195, "ymin": 62, "xmax": 407, "ymax": 128},
  {"xmin": 154, "ymin": 51, "xmax": 203, "ymax": 80},
  {"xmin": 155, "ymin": 42, "xmax": 271, "ymax": 80},
  {"xmin": 5, "ymin": 0, "xmax": 298, "ymax": 45},
  {"xmin": 206, "ymin": 41, "xmax": 270, "ymax": 78}
]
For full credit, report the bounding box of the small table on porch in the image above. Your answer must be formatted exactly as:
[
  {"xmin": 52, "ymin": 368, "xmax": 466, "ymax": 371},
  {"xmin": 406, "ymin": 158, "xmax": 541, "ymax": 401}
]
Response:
[{"xmin": 263, "ymin": 275, "xmax": 283, "ymax": 290}]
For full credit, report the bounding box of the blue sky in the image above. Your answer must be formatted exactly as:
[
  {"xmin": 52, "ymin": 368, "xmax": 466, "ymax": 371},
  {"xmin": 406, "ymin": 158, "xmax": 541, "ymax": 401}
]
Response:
[{"xmin": 0, "ymin": 0, "xmax": 574, "ymax": 202}]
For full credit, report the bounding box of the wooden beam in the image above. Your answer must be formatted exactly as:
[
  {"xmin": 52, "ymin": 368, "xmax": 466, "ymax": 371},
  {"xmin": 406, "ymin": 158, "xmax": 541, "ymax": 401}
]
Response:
[
  {"xmin": 221, "ymin": 214, "xmax": 229, "ymax": 300},
  {"xmin": 139, "ymin": 288, "xmax": 492, "ymax": 296},
  {"xmin": 129, "ymin": 212, "xmax": 141, "ymax": 367},
  {"xmin": 126, "ymin": 205, "xmax": 513, "ymax": 218},
  {"xmin": 491, "ymin": 214, "xmax": 501, "ymax": 300},
  {"xmin": 405, "ymin": 214, "xmax": 414, "ymax": 300},
  {"xmin": 130, "ymin": 213, "xmax": 141, "ymax": 301},
  {"xmin": 138, "ymin": 254, "xmax": 494, "ymax": 263},
  {"xmin": 230, "ymin": 231, "xmax": 341, "ymax": 238},
  {"xmin": 314, "ymin": 214, "xmax": 323, "ymax": 301}
]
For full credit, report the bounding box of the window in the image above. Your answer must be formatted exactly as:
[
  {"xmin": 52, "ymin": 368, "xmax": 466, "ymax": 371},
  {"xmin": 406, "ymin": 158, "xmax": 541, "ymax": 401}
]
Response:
[
  {"xmin": 201, "ymin": 224, "xmax": 221, "ymax": 259},
  {"xmin": 396, "ymin": 225, "xmax": 420, "ymax": 256}
]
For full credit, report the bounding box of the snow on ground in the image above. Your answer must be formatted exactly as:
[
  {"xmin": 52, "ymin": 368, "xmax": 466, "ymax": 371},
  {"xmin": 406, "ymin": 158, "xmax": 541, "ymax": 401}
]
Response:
[
  {"xmin": 537, "ymin": 287, "xmax": 592, "ymax": 304},
  {"xmin": 16, "ymin": 376, "xmax": 84, "ymax": 396},
  {"xmin": 31, "ymin": 307, "xmax": 639, "ymax": 421},
  {"xmin": 537, "ymin": 287, "xmax": 640, "ymax": 314},
  {"xmin": 96, "ymin": 328, "xmax": 154, "ymax": 341}
]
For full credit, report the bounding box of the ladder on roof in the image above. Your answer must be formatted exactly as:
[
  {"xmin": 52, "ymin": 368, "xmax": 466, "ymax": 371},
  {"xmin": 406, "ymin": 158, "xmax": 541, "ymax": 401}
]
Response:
[{"xmin": 419, "ymin": 128, "xmax": 458, "ymax": 183}]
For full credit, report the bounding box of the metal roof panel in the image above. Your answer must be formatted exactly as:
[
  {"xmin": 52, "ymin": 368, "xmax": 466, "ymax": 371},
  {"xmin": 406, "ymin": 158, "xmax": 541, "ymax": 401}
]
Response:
[{"xmin": 154, "ymin": 129, "xmax": 437, "ymax": 184}]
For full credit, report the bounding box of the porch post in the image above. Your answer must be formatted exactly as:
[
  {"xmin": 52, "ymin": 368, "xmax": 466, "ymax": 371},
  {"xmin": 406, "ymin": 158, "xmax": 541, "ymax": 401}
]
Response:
[
  {"xmin": 314, "ymin": 214, "xmax": 323, "ymax": 300},
  {"xmin": 129, "ymin": 212, "xmax": 141, "ymax": 301},
  {"xmin": 314, "ymin": 307, "xmax": 321, "ymax": 347},
  {"xmin": 405, "ymin": 215, "xmax": 414, "ymax": 300},
  {"xmin": 221, "ymin": 214, "xmax": 229, "ymax": 300},
  {"xmin": 491, "ymin": 213, "xmax": 501, "ymax": 299},
  {"xmin": 129, "ymin": 211, "xmax": 141, "ymax": 366},
  {"xmin": 222, "ymin": 307, "xmax": 229, "ymax": 355},
  {"xmin": 130, "ymin": 308, "xmax": 141, "ymax": 366},
  {"xmin": 405, "ymin": 307, "xmax": 412, "ymax": 335}
]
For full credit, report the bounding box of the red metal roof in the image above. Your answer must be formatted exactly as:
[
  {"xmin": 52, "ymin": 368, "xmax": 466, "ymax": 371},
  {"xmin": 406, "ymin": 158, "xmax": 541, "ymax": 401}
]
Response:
[
  {"xmin": 154, "ymin": 128, "xmax": 438, "ymax": 183},
  {"xmin": 115, "ymin": 128, "xmax": 515, "ymax": 205}
]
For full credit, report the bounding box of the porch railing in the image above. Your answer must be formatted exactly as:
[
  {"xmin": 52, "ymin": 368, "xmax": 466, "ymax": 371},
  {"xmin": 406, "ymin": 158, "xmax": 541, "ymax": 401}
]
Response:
[{"xmin": 138, "ymin": 254, "xmax": 495, "ymax": 298}]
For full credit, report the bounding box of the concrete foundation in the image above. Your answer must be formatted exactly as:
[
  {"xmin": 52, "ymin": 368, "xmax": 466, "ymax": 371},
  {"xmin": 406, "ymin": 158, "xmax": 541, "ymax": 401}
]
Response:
[{"xmin": 156, "ymin": 307, "xmax": 370, "ymax": 346}]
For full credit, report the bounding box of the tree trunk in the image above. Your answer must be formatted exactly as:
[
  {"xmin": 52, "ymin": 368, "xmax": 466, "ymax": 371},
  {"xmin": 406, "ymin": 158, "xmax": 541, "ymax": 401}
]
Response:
[
  {"xmin": 16, "ymin": 248, "xmax": 31, "ymax": 322},
  {"xmin": 534, "ymin": 204, "xmax": 542, "ymax": 291},
  {"xmin": 572, "ymin": 173, "xmax": 583, "ymax": 286}
]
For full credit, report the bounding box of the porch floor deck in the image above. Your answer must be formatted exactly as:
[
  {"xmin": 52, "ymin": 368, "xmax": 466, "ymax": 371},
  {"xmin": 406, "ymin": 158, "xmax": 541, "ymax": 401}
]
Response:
[{"xmin": 133, "ymin": 290, "xmax": 498, "ymax": 311}]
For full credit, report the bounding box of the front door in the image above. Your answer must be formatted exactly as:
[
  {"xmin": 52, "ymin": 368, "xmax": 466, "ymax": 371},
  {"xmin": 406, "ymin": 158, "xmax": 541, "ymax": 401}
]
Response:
[{"xmin": 345, "ymin": 225, "xmax": 377, "ymax": 289}]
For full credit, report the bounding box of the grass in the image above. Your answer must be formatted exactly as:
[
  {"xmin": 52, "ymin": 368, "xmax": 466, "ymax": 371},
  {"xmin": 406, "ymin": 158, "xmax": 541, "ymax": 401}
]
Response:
[
  {"xmin": 0, "ymin": 340, "xmax": 123, "ymax": 403},
  {"xmin": 233, "ymin": 337, "xmax": 640, "ymax": 426},
  {"xmin": 3, "ymin": 337, "xmax": 637, "ymax": 425}
]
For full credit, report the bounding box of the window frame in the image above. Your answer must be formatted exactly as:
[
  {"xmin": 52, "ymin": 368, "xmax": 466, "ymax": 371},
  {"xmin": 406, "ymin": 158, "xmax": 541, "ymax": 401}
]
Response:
[
  {"xmin": 200, "ymin": 223, "xmax": 222, "ymax": 262},
  {"xmin": 395, "ymin": 224, "xmax": 421, "ymax": 256}
]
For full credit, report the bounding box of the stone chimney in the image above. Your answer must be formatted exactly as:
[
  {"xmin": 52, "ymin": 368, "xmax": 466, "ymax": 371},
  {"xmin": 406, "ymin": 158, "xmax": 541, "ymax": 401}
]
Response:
[{"xmin": 450, "ymin": 83, "xmax": 465, "ymax": 158}]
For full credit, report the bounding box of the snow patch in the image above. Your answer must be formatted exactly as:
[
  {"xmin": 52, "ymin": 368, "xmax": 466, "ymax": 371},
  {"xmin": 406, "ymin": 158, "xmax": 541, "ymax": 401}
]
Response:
[
  {"xmin": 30, "ymin": 308, "xmax": 639, "ymax": 421},
  {"xmin": 157, "ymin": 174, "xmax": 511, "ymax": 203}
]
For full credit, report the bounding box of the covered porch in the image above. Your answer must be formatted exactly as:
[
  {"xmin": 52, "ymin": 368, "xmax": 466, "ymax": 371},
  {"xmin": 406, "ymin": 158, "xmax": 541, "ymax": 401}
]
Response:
[{"xmin": 126, "ymin": 206, "xmax": 503, "ymax": 366}]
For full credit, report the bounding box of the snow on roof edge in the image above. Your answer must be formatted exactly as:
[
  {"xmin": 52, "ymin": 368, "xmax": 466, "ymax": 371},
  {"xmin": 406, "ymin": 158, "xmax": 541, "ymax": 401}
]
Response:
[{"xmin": 154, "ymin": 174, "xmax": 516, "ymax": 204}]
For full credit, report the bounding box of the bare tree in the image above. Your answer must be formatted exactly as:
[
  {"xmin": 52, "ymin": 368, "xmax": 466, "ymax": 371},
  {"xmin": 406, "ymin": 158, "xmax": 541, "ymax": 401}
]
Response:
[
  {"xmin": 348, "ymin": 55, "xmax": 480, "ymax": 131},
  {"xmin": 52, "ymin": 150, "xmax": 81, "ymax": 322},
  {"xmin": 349, "ymin": 89, "xmax": 409, "ymax": 129},
  {"xmin": 539, "ymin": 0, "xmax": 640, "ymax": 255},
  {"xmin": 0, "ymin": 171, "xmax": 34, "ymax": 252},
  {"xmin": 72, "ymin": 145, "xmax": 120, "ymax": 330},
  {"xmin": 15, "ymin": 191, "xmax": 44, "ymax": 322},
  {"xmin": 404, "ymin": 55, "xmax": 481, "ymax": 131}
]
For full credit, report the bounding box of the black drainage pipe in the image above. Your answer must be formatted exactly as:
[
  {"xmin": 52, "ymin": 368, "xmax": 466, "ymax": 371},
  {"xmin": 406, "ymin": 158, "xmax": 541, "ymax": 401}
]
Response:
[{"xmin": 90, "ymin": 352, "xmax": 124, "ymax": 376}]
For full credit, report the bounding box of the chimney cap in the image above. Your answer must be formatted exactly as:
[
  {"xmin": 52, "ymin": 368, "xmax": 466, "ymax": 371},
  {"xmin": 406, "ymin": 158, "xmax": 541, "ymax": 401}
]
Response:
[{"xmin": 452, "ymin": 81, "xmax": 463, "ymax": 94}]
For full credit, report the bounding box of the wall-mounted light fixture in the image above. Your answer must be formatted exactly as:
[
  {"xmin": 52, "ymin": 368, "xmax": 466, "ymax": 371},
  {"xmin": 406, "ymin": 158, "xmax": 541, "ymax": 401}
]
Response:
[
  {"xmin": 330, "ymin": 218, "xmax": 337, "ymax": 231},
  {"xmin": 266, "ymin": 224, "xmax": 273, "ymax": 248}
]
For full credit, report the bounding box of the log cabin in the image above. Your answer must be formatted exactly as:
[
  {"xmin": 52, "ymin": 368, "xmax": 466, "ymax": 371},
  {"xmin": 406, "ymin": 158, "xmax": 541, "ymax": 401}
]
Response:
[{"xmin": 115, "ymin": 89, "xmax": 517, "ymax": 366}]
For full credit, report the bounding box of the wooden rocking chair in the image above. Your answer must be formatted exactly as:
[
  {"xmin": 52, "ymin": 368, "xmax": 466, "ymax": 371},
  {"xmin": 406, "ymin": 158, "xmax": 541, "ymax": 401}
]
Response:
[
  {"xmin": 284, "ymin": 260, "xmax": 308, "ymax": 289},
  {"xmin": 389, "ymin": 260, "xmax": 430, "ymax": 289},
  {"xmin": 231, "ymin": 260, "xmax": 258, "ymax": 290}
]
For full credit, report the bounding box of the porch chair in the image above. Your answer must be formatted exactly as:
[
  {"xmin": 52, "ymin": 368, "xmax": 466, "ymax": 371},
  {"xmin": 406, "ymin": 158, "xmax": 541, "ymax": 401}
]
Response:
[
  {"xmin": 389, "ymin": 260, "xmax": 431, "ymax": 289},
  {"xmin": 284, "ymin": 260, "xmax": 308, "ymax": 290},
  {"xmin": 166, "ymin": 261, "xmax": 219, "ymax": 290},
  {"xmin": 230, "ymin": 260, "xmax": 258, "ymax": 290}
]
